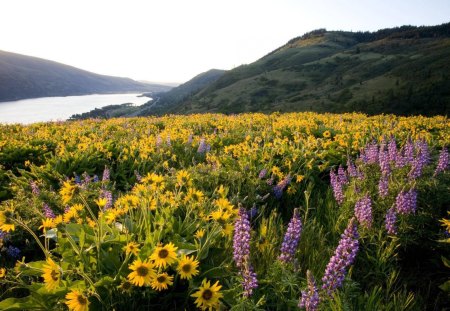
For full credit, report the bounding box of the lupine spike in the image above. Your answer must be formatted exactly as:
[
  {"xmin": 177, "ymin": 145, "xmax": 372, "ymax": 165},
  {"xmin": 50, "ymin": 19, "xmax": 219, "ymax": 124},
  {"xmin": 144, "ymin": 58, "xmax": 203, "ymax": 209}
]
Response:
[
  {"xmin": 330, "ymin": 170, "xmax": 344, "ymax": 204},
  {"xmin": 385, "ymin": 207, "xmax": 397, "ymax": 235},
  {"xmin": 322, "ymin": 217, "xmax": 359, "ymax": 295},
  {"xmin": 354, "ymin": 195, "xmax": 373, "ymax": 228},
  {"xmin": 378, "ymin": 175, "xmax": 389, "ymax": 198},
  {"xmin": 242, "ymin": 263, "xmax": 258, "ymax": 297},
  {"xmin": 273, "ymin": 175, "xmax": 292, "ymax": 199},
  {"xmin": 42, "ymin": 203, "xmax": 55, "ymax": 219},
  {"xmin": 299, "ymin": 270, "xmax": 320, "ymax": 311},
  {"xmin": 434, "ymin": 147, "xmax": 449, "ymax": 176},
  {"xmin": 233, "ymin": 208, "xmax": 251, "ymax": 268},
  {"xmin": 278, "ymin": 208, "xmax": 302, "ymax": 263}
]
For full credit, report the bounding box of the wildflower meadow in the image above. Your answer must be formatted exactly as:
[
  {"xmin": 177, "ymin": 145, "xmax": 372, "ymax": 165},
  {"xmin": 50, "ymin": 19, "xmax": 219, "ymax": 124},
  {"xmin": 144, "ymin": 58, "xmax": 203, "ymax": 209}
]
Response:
[{"xmin": 0, "ymin": 112, "xmax": 449, "ymax": 310}]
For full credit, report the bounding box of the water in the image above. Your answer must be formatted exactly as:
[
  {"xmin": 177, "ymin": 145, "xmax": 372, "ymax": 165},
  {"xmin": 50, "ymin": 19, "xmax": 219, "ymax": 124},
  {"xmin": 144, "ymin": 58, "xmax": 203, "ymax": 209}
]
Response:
[{"xmin": 0, "ymin": 93, "xmax": 150, "ymax": 124}]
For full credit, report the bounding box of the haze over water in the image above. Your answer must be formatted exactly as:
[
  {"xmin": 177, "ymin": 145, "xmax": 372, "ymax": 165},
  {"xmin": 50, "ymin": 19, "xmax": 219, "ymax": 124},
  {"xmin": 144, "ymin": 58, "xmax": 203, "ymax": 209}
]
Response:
[{"xmin": 0, "ymin": 93, "xmax": 149, "ymax": 124}]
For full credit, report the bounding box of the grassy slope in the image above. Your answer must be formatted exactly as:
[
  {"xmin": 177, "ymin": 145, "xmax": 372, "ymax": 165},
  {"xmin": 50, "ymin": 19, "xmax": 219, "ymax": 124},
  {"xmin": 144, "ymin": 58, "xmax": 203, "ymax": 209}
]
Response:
[
  {"xmin": 0, "ymin": 50, "xmax": 172, "ymax": 102},
  {"xmin": 168, "ymin": 24, "xmax": 450, "ymax": 116}
]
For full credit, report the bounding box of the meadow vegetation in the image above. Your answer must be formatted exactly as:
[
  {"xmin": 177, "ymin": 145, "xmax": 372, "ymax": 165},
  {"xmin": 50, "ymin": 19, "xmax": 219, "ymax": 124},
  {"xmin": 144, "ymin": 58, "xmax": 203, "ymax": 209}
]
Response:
[{"xmin": 0, "ymin": 112, "xmax": 449, "ymax": 310}]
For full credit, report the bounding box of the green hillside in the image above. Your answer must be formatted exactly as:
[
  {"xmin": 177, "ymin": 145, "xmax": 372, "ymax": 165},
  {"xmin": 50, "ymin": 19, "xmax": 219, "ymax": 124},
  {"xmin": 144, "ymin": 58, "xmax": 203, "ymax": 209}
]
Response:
[
  {"xmin": 0, "ymin": 50, "xmax": 172, "ymax": 102},
  {"xmin": 157, "ymin": 23, "xmax": 450, "ymax": 116},
  {"xmin": 135, "ymin": 69, "xmax": 226, "ymax": 116}
]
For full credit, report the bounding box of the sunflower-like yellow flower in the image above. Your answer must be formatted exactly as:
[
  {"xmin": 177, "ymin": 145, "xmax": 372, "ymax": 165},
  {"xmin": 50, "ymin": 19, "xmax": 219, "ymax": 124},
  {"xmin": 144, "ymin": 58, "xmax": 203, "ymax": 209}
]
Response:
[
  {"xmin": 184, "ymin": 188, "xmax": 204, "ymax": 203},
  {"xmin": 150, "ymin": 242, "xmax": 178, "ymax": 268},
  {"xmin": 150, "ymin": 272, "xmax": 174, "ymax": 291},
  {"xmin": 176, "ymin": 255, "xmax": 200, "ymax": 280},
  {"xmin": 39, "ymin": 218, "xmax": 54, "ymax": 233},
  {"xmin": 63, "ymin": 208, "xmax": 79, "ymax": 224},
  {"xmin": 0, "ymin": 210, "xmax": 15, "ymax": 232},
  {"xmin": 95, "ymin": 198, "xmax": 107, "ymax": 209},
  {"xmin": 123, "ymin": 241, "xmax": 140, "ymax": 256},
  {"xmin": 0, "ymin": 268, "xmax": 6, "ymax": 278},
  {"xmin": 42, "ymin": 257, "xmax": 61, "ymax": 291},
  {"xmin": 65, "ymin": 289, "xmax": 89, "ymax": 311},
  {"xmin": 176, "ymin": 170, "xmax": 191, "ymax": 186},
  {"xmin": 194, "ymin": 228, "xmax": 205, "ymax": 239},
  {"xmin": 191, "ymin": 279, "xmax": 223, "ymax": 311},
  {"xmin": 60, "ymin": 181, "xmax": 77, "ymax": 204},
  {"xmin": 127, "ymin": 258, "xmax": 156, "ymax": 287},
  {"xmin": 323, "ymin": 130, "xmax": 331, "ymax": 138}
]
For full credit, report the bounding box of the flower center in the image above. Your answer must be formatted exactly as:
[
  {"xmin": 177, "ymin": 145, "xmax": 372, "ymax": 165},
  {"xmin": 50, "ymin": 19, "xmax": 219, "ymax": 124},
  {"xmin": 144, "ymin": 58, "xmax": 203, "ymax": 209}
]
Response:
[
  {"xmin": 121, "ymin": 281, "xmax": 132, "ymax": 290},
  {"xmin": 202, "ymin": 289, "xmax": 213, "ymax": 300},
  {"xmin": 77, "ymin": 295, "xmax": 87, "ymax": 305},
  {"xmin": 136, "ymin": 266, "xmax": 149, "ymax": 276},
  {"xmin": 158, "ymin": 249, "xmax": 169, "ymax": 258},
  {"xmin": 51, "ymin": 270, "xmax": 59, "ymax": 281},
  {"xmin": 157, "ymin": 275, "xmax": 166, "ymax": 283},
  {"xmin": 182, "ymin": 264, "xmax": 191, "ymax": 273}
]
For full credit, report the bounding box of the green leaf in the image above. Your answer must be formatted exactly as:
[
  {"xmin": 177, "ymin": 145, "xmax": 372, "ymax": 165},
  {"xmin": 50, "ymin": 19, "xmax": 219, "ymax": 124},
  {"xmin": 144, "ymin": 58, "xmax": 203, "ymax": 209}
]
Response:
[
  {"xmin": 439, "ymin": 280, "xmax": 450, "ymax": 292},
  {"xmin": 0, "ymin": 297, "xmax": 42, "ymax": 310},
  {"xmin": 79, "ymin": 229, "xmax": 86, "ymax": 249},
  {"xmin": 442, "ymin": 256, "xmax": 450, "ymax": 269}
]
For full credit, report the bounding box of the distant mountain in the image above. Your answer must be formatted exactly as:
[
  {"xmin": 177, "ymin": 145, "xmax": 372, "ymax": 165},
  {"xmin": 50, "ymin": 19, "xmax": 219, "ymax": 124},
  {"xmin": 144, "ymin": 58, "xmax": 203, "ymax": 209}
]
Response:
[
  {"xmin": 151, "ymin": 23, "xmax": 450, "ymax": 116},
  {"xmin": 135, "ymin": 69, "xmax": 226, "ymax": 116},
  {"xmin": 0, "ymin": 50, "xmax": 172, "ymax": 102}
]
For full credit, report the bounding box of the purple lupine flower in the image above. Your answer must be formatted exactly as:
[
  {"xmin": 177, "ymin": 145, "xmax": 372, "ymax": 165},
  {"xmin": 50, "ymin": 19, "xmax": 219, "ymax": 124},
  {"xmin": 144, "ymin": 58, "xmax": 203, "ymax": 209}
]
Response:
[
  {"xmin": 258, "ymin": 168, "xmax": 268, "ymax": 179},
  {"xmin": 197, "ymin": 138, "xmax": 208, "ymax": 154},
  {"xmin": 408, "ymin": 158, "xmax": 425, "ymax": 180},
  {"xmin": 64, "ymin": 205, "xmax": 71, "ymax": 213},
  {"xmin": 273, "ymin": 175, "xmax": 292, "ymax": 199},
  {"xmin": 278, "ymin": 208, "xmax": 302, "ymax": 263},
  {"xmin": 134, "ymin": 170, "xmax": 142, "ymax": 182},
  {"xmin": 322, "ymin": 218, "xmax": 359, "ymax": 295},
  {"xmin": 394, "ymin": 189, "xmax": 417, "ymax": 215},
  {"xmin": 434, "ymin": 148, "xmax": 449, "ymax": 176},
  {"xmin": 388, "ymin": 137, "xmax": 398, "ymax": 163},
  {"xmin": 403, "ymin": 139, "xmax": 415, "ymax": 164},
  {"xmin": 81, "ymin": 172, "xmax": 91, "ymax": 186},
  {"xmin": 337, "ymin": 165, "xmax": 348, "ymax": 185},
  {"xmin": 407, "ymin": 189, "xmax": 417, "ymax": 214},
  {"xmin": 74, "ymin": 173, "xmax": 82, "ymax": 185},
  {"xmin": 101, "ymin": 190, "xmax": 113, "ymax": 210},
  {"xmin": 102, "ymin": 167, "xmax": 110, "ymax": 182},
  {"xmin": 93, "ymin": 175, "xmax": 99, "ymax": 183},
  {"xmin": 266, "ymin": 177, "xmax": 274, "ymax": 186},
  {"xmin": 6, "ymin": 246, "xmax": 21, "ymax": 258},
  {"xmin": 233, "ymin": 208, "xmax": 251, "ymax": 268},
  {"xmin": 379, "ymin": 147, "xmax": 391, "ymax": 176},
  {"xmin": 378, "ymin": 175, "xmax": 389, "ymax": 198},
  {"xmin": 42, "ymin": 203, "xmax": 55, "ymax": 219},
  {"xmin": 242, "ymin": 264, "xmax": 258, "ymax": 297},
  {"xmin": 156, "ymin": 135, "xmax": 162, "ymax": 148},
  {"xmin": 299, "ymin": 270, "xmax": 320, "ymax": 311},
  {"xmin": 330, "ymin": 170, "xmax": 344, "ymax": 205},
  {"xmin": 365, "ymin": 142, "xmax": 379, "ymax": 164},
  {"xmin": 346, "ymin": 159, "xmax": 358, "ymax": 178},
  {"xmin": 354, "ymin": 195, "xmax": 373, "ymax": 229},
  {"xmin": 0, "ymin": 230, "xmax": 10, "ymax": 241},
  {"xmin": 415, "ymin": 139, "xmax": 431, "ymax": 165},
  {"xmin": 385, "ymin": 207, "xmax": 397, "ymax": 235},
  {"xmin": 247, "ymin": 205, "xmax": 258, "ymax": 220},
  {"xmin": 30, "ymin": 181, "xmax": 40, "ymax": 196}
]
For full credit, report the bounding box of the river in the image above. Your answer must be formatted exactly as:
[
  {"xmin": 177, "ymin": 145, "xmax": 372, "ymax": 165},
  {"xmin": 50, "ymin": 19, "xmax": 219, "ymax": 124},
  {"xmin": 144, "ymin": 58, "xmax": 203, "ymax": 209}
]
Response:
[{"xmin": 0, "ymin": 93, "xmax": 150, "ymax": 124}]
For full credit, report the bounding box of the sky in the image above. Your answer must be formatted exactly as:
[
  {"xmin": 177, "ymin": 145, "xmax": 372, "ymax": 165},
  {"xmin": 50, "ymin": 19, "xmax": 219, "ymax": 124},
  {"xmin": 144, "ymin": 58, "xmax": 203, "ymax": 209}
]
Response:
[{"xmin": 1, "ymin": 0, "xmax": 449, "ymax": 84}]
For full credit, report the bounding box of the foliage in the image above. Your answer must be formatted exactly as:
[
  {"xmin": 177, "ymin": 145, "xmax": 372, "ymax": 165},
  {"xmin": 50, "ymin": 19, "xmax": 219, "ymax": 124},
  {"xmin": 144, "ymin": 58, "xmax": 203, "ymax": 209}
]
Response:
[{"xmin": 0, "ymin": 112, "xmax": 449, "ymax": 310}]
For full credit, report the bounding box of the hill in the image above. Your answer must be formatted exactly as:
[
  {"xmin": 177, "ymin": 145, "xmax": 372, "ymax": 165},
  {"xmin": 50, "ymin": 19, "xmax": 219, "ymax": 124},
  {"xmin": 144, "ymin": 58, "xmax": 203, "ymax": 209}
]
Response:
[
  {"xmin": 0, "ymin": 50, "xmax": 172, "ymax": 102},
  {"xmin": 149, "ymin": 23, "xmax": 450, "ymax": 116},
  {"xmin": 134, "ymin": 69, "xmax": 226, "ymax": 116}
]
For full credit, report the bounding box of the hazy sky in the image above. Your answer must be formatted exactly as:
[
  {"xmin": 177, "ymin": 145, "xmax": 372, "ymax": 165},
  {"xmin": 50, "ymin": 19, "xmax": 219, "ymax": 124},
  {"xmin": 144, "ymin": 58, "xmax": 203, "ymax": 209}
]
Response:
[{"xmin": 1, "ymin": 0, "xmax": 449, "ymax": 84}]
